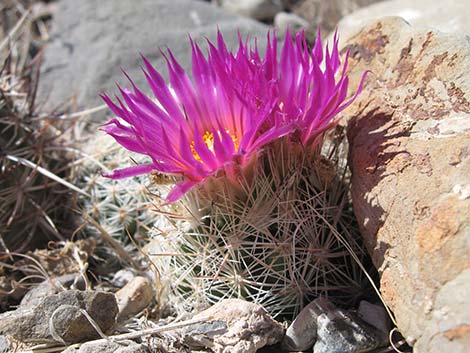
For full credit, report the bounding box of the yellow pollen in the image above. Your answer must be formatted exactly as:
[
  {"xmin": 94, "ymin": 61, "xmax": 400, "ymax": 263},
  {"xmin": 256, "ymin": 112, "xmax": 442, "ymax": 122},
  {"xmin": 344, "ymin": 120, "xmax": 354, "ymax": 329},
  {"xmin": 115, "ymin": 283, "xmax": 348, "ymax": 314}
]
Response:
[{"xmin": 190, "ymin": 130, "xmax": 239, "ymax": 162}]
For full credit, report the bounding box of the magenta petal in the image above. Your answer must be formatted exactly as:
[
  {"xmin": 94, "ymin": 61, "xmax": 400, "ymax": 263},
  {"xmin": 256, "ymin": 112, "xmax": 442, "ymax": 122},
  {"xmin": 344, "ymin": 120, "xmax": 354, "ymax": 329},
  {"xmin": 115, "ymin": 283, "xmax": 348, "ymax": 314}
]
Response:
[
  {"xmin": 164, "ymin": 180, "xmax": 198, "ymax": 204},
  {"xmin": 103, "ymin": 163, "xmax": 154, "ymax": 179},
  {"xmin": 101, "ymin": 28, "xmax": 366, "ymax": 203}
]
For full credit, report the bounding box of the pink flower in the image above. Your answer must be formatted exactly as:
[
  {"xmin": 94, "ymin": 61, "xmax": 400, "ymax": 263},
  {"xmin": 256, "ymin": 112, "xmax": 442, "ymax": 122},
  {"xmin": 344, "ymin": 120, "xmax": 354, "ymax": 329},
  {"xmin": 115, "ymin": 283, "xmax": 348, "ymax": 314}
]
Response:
[{"xmin": 102, "ymin": 30, "xmax": 365, "ymax": 203}]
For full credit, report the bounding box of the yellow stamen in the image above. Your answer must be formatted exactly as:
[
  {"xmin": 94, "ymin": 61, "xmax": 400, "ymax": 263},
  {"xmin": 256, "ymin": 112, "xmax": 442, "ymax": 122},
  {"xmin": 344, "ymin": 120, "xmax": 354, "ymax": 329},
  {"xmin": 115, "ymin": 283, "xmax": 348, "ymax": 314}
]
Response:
[{"xmin": 190, "ymin": 130, "xmax": 239, "ymax": 162}]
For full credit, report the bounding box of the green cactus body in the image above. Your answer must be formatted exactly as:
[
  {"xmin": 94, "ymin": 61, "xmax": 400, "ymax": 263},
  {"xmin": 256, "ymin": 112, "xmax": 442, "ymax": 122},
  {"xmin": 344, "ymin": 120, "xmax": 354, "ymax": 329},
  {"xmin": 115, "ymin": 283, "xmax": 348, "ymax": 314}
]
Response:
[
  {"xmin": 77, "ymin": 134, "xmax": 177, "ymax": 246},
  {"xmin": 148, "ymin": 135, "xmax": 369, "ymax": 319}
]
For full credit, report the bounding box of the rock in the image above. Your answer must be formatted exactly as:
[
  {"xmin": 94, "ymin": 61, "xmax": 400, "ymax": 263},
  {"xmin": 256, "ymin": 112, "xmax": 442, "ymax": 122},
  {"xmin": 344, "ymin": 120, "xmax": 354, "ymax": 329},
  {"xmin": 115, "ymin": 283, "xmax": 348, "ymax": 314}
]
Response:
[
  {"xmin": 290, "ymin": 0, "xmax": 381, "ymax": 34},
  {"xmin": 110, "ymin": 269, "xmax": 136, "ymax": 288},
  {"xmin": 414, "ymin": 269, "xmax": 470, "ymax": 353},
  {"xmin": 282, "ymin": 298, "xmax": 386, "ymax": 352},
  {"xmin": 335, "ymin": 0, "xmax": 470, "ymax": 48},
  {"xmin": 20, "ymin": 273, "xmax": 86, "ymax": 307},
  {"xmin": 313, "ymin": 308, "xmax": 386, "ymax": 353},
  {"xmin": 180, "ymin": 299, "xmax": 284, "ymax": 353},
  {"xmin": 38, "ymin": 0, "xmax": 269, "ymax": 113},
  {"xmin": 63, "ymin": 339, "xmax": 149, "ymax": 353},
  {"xmin": 274, "ymin": 12, "xmax": 310, "ymax": 39},
  {"xmin": 0, "ymin": 290, "xmax": 118, "ymax": 344},
  {"xmin": 282, "ymin": 297, "xmax": 334, "ymax": 351},
  {"xmin": 116, "ymin": 276, "xmax": 154, "ymax": 321},
  {"xmin": 343, "ymin": 17, "xmax": 470, "ymax": 352},
  {"xmin": 358, "ymin": 301, "xmax": 390, "ymax": 336},
  {"xmin": 218, "ymin": 0, "xmax": 284, "ymax": 21}
]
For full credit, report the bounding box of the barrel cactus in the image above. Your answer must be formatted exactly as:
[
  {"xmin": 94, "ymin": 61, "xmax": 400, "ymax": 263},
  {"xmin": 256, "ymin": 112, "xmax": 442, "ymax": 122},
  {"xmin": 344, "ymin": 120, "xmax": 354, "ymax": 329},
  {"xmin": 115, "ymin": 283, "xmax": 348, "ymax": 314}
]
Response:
[{"xmin": 101, "ymin": 29, "xmax": 369, "ymax": 318}]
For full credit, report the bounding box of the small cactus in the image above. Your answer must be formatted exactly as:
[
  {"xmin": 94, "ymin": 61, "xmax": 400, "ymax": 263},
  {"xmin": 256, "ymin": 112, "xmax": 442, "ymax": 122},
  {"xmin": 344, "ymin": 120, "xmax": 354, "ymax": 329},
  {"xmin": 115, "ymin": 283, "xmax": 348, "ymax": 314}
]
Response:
[
  {"xmin": 149, "ymin": 133, "xmax": 369, "ymax": 319},
  {"xmin": 76, "ymin": 133, "xmax": 178, "ymax": 248},
  {"xmin": 98, "ymin": 30, "xmax": 371, "ymax": 319}
]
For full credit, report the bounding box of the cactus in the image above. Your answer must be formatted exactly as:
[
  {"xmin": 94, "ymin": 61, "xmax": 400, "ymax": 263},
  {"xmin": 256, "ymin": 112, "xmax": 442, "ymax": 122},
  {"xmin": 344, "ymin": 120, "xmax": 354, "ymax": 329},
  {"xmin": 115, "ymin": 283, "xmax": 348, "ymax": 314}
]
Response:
[
  {"xmin": 148, "ymin": 131, "xmax": 370, "ymax": 319},
  {"xmin": 99, "ymin": 30, "xmax": 371, "ymax": 319},
  {"xmin": 75, "ymin": 133, "xmax": 179, "ymax": 249}
]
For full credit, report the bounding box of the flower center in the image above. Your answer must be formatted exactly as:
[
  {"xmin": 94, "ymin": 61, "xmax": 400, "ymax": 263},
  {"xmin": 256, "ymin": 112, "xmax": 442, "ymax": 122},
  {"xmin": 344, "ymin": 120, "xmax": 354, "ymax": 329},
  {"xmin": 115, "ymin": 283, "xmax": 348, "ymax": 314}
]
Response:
[{"xmin": 190, "ymin": 130, "xmax": 239, "ymax": 162}]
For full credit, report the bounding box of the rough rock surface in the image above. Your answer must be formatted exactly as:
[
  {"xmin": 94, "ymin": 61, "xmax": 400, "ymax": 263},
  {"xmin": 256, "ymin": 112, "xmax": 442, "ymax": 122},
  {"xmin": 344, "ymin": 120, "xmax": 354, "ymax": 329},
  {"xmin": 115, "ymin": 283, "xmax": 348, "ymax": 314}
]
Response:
[
  {"xmin": 313, "ymin": 309, "xmax": 386, "ymax": 353},
  {"xmin": 282, "ymin": 297, "xmax": 333, "ymax": 351},
  {"xmin": 115, "ymin": 276, "xmax": 154, "ymax": 321},
  {"xmin": 180, "ymin": 299, "xmax": 284, "ymax": 353},
  {"xmin": 344, "ymin": 17, "xmax": 470, "ymax": 352},
  {"xmin": 38, "ymin": 0, "xmax": 269, "ymax": 113},
  {"xmin": 0, "ymin": 290, "xmax": 118, "ymax": 344},
  {"xmin": 283, "ymin": 297, "xmax": 385, "ymax": 352},
  {"xmin": 63, "ymin": 339, "xmax": 149, "ymax": 353},
  {"xmin": 358, "ymin": 300, "xmax": 390, "ymax": 335},
  {"xmin": 335, "ymin": 0, "xmax": 470, "ymax": 48}
]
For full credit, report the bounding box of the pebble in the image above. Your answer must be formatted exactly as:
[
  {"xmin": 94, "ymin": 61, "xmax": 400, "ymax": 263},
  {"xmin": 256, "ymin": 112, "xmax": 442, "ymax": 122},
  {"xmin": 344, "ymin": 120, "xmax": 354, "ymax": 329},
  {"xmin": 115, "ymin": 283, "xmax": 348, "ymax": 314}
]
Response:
[
  {"xmin": 274, "ymin": 11, "xmax": 310, "ymax": 36},
  {"xmin": 282, "ymin": 297, "xmax": 334, "ymax": 351},
  {"xmin": 219, "ymin": 0, "xmax": 284, "ymax": 21},
  {"xmin": 314, "ymin": 308, "xmax": 387, "ymax": 353},
  {"xmin": 115, "ymin": 276, "xmax": 154, "ymax": 321}
]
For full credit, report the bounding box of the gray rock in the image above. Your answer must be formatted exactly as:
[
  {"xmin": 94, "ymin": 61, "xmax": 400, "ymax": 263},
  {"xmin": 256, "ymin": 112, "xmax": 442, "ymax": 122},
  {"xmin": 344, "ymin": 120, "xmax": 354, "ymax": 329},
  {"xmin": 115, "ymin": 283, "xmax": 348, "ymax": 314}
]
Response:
[
  {"xmin": 313, "ymin": 309, "xmax": 386, "ymax": 353},
  {"xmin": 414, "ymin": 270, "xmax": 470, "ymax": 353},
  {"xmin": 110, "ymin": 269, "xmax": 136, "ymax": 288},
  {"xmin": 183, "ymin": 320, "xmax": 229, "ymax": 348},
  {"xmin": 274, "ymin": 12, "xmax": 310, "ymax": 37},
  {"xmin": 335, "ymin": 0, "xmax": 470, "ymax": 48},
  {"xmin": 282, "ymin": 297, "xmax": 334, "ymax": 351},
  {"xmin": 218, "ymin": 0, "xmax": 284, "ymax": 21},
  {"xmin": 116, "ymin": 276, "xmax": 154, "ymax": 321},
  {"xmin": 20, "ymin": 273, "xmax": 86, "ymax": 307},
  {"xmin": 0, "ymin": 290, "xmax": 118, "ymax": 344},
  {"xmin": 38, "ymin": 0, "xmax": 269, "ymax": 114},
  {"xmin": 289, "ymin": 0, "xmax": 381, "ymax": 34},
  {"xmin": 63, "ymin": 339, "xmax": 149, "ymax": 353},
  {"xmin": 179, "ymin": 299, "xmax": 285, "ymax": 353},
  {"xmin": 358, "ymin": 301, "xmax": 390, "ymax": 336}
]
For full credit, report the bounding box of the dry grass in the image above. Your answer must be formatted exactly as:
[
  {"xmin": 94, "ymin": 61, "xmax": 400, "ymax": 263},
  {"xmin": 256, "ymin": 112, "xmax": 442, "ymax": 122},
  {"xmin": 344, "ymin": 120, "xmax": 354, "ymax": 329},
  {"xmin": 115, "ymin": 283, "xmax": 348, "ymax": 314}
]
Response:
[{"xmin": 0, "ymin": 0, "xmax": 80, "ymax": 254}]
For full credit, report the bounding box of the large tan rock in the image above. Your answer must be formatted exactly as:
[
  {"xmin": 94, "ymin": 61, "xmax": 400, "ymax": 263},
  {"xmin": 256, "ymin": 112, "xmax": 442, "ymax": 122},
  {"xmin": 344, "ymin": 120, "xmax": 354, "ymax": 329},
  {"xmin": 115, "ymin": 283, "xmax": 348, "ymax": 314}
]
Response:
[
  {"xmin": 343, "ymin": 17, "xmax": 470, "ymax": 352},
  {"xmin": 335, "ymin": 0, "xmax": 470, "ymax": 48}
]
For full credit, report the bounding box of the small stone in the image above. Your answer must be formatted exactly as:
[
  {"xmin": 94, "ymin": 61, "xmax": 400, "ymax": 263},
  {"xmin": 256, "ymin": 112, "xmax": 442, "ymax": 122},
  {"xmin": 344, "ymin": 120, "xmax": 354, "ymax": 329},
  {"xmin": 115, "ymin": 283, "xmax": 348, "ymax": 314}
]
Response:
[
  {"xmin": 313, "ymin": 309, "xmax": 386, "ymax": 353},
  {"xmin": 219, "ymin": 0, "xmax": 284, "ymax": 21},
  {"xmin": 0, "ymin": 290, "xmax": 118, "ymax": 344},
  {"xmin": 282, "ymin": 297, "xmax": 334, "ymax": 351},
  {"xmin": 180, "ymin": 299, "xmax": 285, "ymax": 353},
  {"xmin": 274, "ymin": 11, "xmax": 310, "ymax": 37},
  {"xmin": 358, "ymin": 301, "xmax": 391, "ymax": 335},
  {"xmin": 115, "ymin": 276, "xmax": 154, "ymax": 321},
  {"xmin": 62, "ymin": 339, "xmax": 149, "ymax": 353},
  {"xmin": 110, "ymin": 269, "xmax": 136, "ymax": 288}
]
